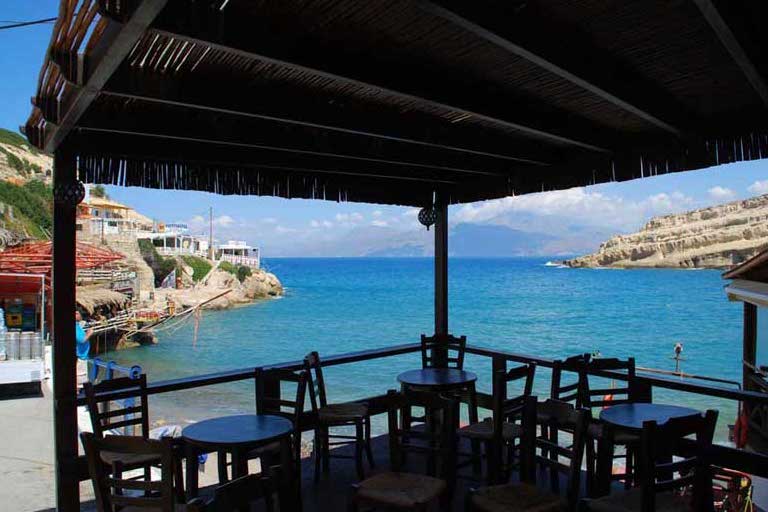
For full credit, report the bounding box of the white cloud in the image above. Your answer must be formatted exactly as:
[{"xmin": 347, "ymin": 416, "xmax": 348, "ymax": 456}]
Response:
[
  {"xmin": 371, "ymin": 220, "xmax": 389, "ymax": 227},
  {"xmin": 403, "ymin": 208, "xmax": 420, "ymax": 217},
  {"xmin": 323, "ymin": 220, "xmax": 333, "ymax": 228},
  {"xmin": 335, "ymin": 212, "xmax": 363, "ymax": 223},
  {"xmin": 310, "ymin": 219, "xmax": 334, "ymax": 229},
  {"xmin": 372, "ymin": 210, "xmax": 383, "ymax": 217},
  {"xmin": 708, "ymin": 186, "xmax": 735, "ymax": 201},
  {"xmin": 190, "ymin": 215, "xmax": 205, "ymax": 224},
  {"xmin": 309, "ymin": 220, "xmax": 320, "ymax": 228},
  {"xmin": 452, "ymin": 187, "xmax": 695, "ymax": 232},
  {"xmin": 275, "ymin": 225, "xmax": 298, "ymax": 234},
  {"xmin": 261, "ymin": 217, "xmax": 278, "ymax": 224},
  {"xmin": 213, "ymin": 215, "xmax": 234, "ymax": 227},
  {"xmin": 748, "ymin": 180, "xmax": 768, "ymax": 196}
]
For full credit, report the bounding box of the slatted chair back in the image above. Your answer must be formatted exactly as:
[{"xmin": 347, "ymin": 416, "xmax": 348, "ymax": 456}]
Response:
[
  {"xmin": 192, "ymin": 473, "xmax": 277, "ymax": 512},
  {"xmin": 420, "ymin": 333, "xmax": 467, "ymax": 369},
  {"xmin": 528, "ymin": 399, "xmax": 590, "ymax": 510},
  {"xmin": 387, "ymin": 389, "xmax": 458, "ymax": 480},
  {"xmin": 492, "ymin": 362, "xmax": 537, "ymax": 437},
  {"xmin": 81, "ymin": 432, "xmax": 176, "ymax": 512},
  {"xmin": 303, "ymin": 351, "xmax": 328, "ymax": 409},
  {"xmin": 638, "ymin": 409, "xmax": 718, "ymax": 512},
  {"xmin": 550, "ymin": 353, "xmax": 590, "ymax": 406},
  {"xmin": 255, "ymin": 367, "xmax": 308, "ymax": 460},
  {"xmin": 580, "ymin": 357, "xmax": 637, "ymax": 408},
  {"xmin": 84, "ymin": 374, "xmax": 150, "ymax": 439}
]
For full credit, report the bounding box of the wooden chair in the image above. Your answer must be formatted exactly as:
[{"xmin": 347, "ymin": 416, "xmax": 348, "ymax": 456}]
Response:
[
  {"xmin": 580, "ymin": 357, "xmax": 640, "ymax": 495},
  {"xmin": 349, "ymin": 389, "xmax": 458, "ymax": 511},
  {"xmin": 82, "ymin": 432, "xmax": 185, "ymax": 512},
  {"xmin": 83, "ymin": 375, "xmax": 185, "ymax": 501},
  {"xmin": 550, "ymin": 354, "xmax": 590, "ymax": 406},
  {"xmin": 581, "ymin": 409, "xmax": 718, "ymax": 512},
  {"xmin": 187, "ymin": 473, "xmax": 278, "ymax": 512},
  {"xmin": 421, "ymin": 333, "xmax": 467, "ymax": 369},
  {"xmin": 458, "ymin": 363, "xmax": 536, "ymax": 484},
  {"xmin": 251, "ymin": 368, "xmax": 308, "ymax": 484},
  {"xmin": 304, "ymin": 351, "xmax": 374, "ymax": 481},
  {"xmin": 468, "ymin": 399, "xmax": 591, "ymax": 512}
]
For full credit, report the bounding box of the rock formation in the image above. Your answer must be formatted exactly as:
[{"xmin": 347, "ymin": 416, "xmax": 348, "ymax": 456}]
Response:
[
  {"xmin": 564, "ymin": 194, "xmax": 768, "ymax": 269},
  {"xmin": 153, "ymin": 267, "xmax": 284, "ymax": 310}
]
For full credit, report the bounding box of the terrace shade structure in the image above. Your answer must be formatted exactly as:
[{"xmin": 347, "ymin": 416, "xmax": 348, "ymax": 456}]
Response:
[
  {"xmin": 724, "ymin": 249, "xmax": 768, "ymax": 451},
  {"xmin": 23, "ymin": 0, "xmax": 768, "ymax": 509}
]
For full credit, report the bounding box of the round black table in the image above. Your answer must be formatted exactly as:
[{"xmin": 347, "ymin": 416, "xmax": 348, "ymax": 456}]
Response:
[
  {"xmin": 182, "ymin": 414, "xmax": 294, "ymax": 503},
  {"xmin": 600, "ymin": 403, "xmax": 701, "ymax": 430},
  {"xmin": 397, "ymin": 368, "xmax": 477, "ymax": 391}
]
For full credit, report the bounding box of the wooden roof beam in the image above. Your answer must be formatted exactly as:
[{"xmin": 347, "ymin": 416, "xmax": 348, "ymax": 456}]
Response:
[
  {"xmin": 421, "ymin": 0, "xmax": 689, "ymax": 136},
  {"xmin": 73, "ymin": 125, "xmax": 508, "ymax": 179},
  {"xmin": 145, "ymin": 25, "xmax": 615, "ymax": 154},
  {"xmin": 100, "ymin": 76, "xmax": 561, "ymax": 168},
  {"xmin": 43, "ymin": 0, "xmax": 168, "ymax": 153},
  {"xmin": 693, "ymin": 0, "xmax": 768, "ymax": 108}
]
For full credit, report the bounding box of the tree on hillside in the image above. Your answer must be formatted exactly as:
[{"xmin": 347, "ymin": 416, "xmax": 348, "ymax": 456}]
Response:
[{"xmin": 90, "ymin": 184, "xmax": 108, "ymax": 199}]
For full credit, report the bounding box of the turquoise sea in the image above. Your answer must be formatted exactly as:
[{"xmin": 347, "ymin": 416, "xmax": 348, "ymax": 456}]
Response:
[{"xmin": 104, "ymin": 257, "xmax": 767, "ymax": 443}]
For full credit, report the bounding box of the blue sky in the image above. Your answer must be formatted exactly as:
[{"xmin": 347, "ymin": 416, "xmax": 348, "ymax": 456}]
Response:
[{"xmin": 2, "ymin": 2, "xmax": 768, "ymax": 256}]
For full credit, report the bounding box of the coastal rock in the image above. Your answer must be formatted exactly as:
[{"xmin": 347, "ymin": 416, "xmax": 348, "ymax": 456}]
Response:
[
  {"xmin": 156, "ymin": 267, "xmax": 283, "ymax": 310},
  {"xmin": 564, "ymin": 194, "xmax": 768, "ymax": 269}
]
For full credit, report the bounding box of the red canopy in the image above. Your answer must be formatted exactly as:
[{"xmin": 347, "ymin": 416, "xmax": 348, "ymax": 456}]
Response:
[{"xmin": 0, "ymin": 241, "xmax": 123, "ymax": 280}]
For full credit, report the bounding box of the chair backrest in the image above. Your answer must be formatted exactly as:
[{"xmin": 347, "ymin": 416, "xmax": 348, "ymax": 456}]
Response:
[
  {"xmin": 303, "ymin": 351, "xmax": 328, "ymax": 409},
  {"xmin": 386, "ymin": 389, "xmax": 458, "ymax": 481},
  {"xmin": 420, "ymin": 333, "xmax": 467, "ymax": 369},
  {"xmin": 492, "ymin": 362, "xmax": 537, "ymax": 439},
  {"xmin": 81, "ymin": 432, "xmax": 176, "ymax": 512},
  {"xmin": 83, "ymin": 374, "xmax": 150, "ymax": 439},
  {"xmin": 580, "ymin": 357, "xmax": 637, "ymax": 408},
  {"xmin": 528, "ymin": 399, "xmax": 590, "ymax": 511},
  {"xmin": 190, "ymin": 473, "xmax": 276, "ymax": 512},
  {"xmin": 256, "ymin": 367, "xmax": 308, "ymax": 460},
  {"xmin": 637, "ymin": 409, "xmax": 718, "ymax": 512},
  {"xmin": 550, "ymin": 353, "xmax": 590, "ymax": 406}
]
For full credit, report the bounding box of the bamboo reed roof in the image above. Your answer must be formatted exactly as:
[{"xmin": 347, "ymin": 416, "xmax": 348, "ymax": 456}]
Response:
[
  {"xmin": 76, "ymin": 286, "xmax": 130, "ymax": 314},
  {"xmin": 25, "ymin": 0, "xmax": 768, "ymax": 206}
]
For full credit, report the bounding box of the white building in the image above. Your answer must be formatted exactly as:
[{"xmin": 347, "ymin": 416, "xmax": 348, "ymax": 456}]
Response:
[
  {"xmin": 137, "ymin": 223, "xmax": 210, "ymax": 257},
  {"xmin": 217, "ymin": 241, "xmax": 260, "ymax": 269}
]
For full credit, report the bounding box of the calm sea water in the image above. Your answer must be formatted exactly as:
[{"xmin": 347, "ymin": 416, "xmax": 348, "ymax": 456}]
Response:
[{"xmin": 104, "ymin": 257, "xmax": 767, "ymax": 442}]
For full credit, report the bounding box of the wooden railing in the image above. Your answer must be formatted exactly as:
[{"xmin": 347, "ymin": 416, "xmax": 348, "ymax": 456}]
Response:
[{"xmin": 75, "ymin": 341, "xmax": 768, "ymax": 483}]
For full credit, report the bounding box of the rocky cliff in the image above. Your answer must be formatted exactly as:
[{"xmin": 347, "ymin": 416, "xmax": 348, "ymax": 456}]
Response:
[{"xmin": 564, "ymin": 195, "xmax": 768, "ymax": 269}]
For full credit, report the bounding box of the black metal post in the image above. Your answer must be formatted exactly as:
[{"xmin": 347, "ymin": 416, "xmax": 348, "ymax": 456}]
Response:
[
  {"xmin": 52, "ymin": 148, "xmax": 80, "ymax": 510},
  {"xmin": 744, "ymin": 302, "xmax": 758, "ymax": 391},
  {"xmin": 433, "ymin": 196, "xmax": 449, "ymax": 367}
]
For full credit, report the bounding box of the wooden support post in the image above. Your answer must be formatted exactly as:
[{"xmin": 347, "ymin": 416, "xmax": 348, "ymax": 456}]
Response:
[
  {"xmin": 434, "ymin": 196, "xmax": 449, "ymax": 366},
  {"xmin": 52, "ymin": 148, "xmax": 80, "ymax": 511},
  {"xmin": 744, "ymin": 302, "xmax": 758, "ymax": 391}
]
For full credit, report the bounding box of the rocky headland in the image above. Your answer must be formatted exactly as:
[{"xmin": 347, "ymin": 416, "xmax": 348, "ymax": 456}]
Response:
[
  {"xmin": 564, "ymin": 194, "xmax": 768, "ymax": 269},
  {"xmin": 152, "ymin": 266, "xmax": 284, "ymax": 311}
]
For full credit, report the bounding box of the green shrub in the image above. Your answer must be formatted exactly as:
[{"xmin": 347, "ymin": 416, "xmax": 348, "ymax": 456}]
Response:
[
  {"xmin": 138, "ymin": 239, "xmax": 178, "ymax": 286},
  {"xmin": 219, "ymin": 261, "xmax": 237, "ymax": 274},
  {"xmin": 0, "ymin": 180, "xmax": 52, "ymax": 237},
  {"xmin": 5, "ymin": 152, "xmax": 24, "ymax": 173},
  {"xmin": 181, "ymin": 255, "xmax": 212, "ymax": 282},
  {"xmin": 236, "ymin": 265, "xmax": 252, "ymax": 283}
]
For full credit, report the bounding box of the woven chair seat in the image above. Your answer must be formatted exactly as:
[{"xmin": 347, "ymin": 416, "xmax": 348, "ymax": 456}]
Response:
[
  {"xmin": 357, "ymin": 471, "xmax": 446, "ymax": 507},
  {"xmin": 586, "ymin": 487, "xmax": 692, "ymax": 512},
  {"xmin": 471, "ymin": 483, "xmax": 564, "ymax": 512},
  {"xmin": 587, "ymin": 422, "xmax": 639, "ymax": 444},
  {"xmin": 100, "ymin": 450, "xmax": 161, "ymax": 467},
  {"xmin": 318, "ymin": 402, "xmax": 368, "ymax": 423},
  {"xmin": 458, "ymin": 418, "xmax": 522, "ymax": 441}
]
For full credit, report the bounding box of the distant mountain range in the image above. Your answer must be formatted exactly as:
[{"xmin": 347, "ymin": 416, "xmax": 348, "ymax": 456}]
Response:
[{"xmin": 355, "ymin": 222, "xmax": 614, "ymax": 258}]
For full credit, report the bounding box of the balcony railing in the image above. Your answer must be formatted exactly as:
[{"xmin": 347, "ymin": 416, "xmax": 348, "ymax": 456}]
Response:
[
  {"xmin": 219, "ymin": 253, "xmax": 260, "ymax": 269},
  {"xmin": 76, "ymin": 341, "xmax": 768, "ymax": 489}
]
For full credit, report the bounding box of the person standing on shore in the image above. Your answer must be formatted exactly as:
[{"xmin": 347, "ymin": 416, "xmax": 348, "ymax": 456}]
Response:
[{"xmin": 75, "ymin": 310, "xmax": 93, "ymax": 386}]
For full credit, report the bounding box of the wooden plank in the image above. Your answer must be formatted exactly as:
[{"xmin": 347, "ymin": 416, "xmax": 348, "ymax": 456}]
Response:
[
  {"xmin": 421, "ymin": 0, "xmax": 686, "ymax": 136},
  {"xmin": 693, "ymin": 0, "xmax": 768, "ymax": 108},
  {"xmin": 43, "ymin": 0, "xmax": 168, "ymax": 153},
  {"xmin": 743, "ymin": 302, "xmax": 758, "ymax": 391},
  {"xmin": 52, "ymin": 148, "xmax": 80, "ymax": 511}
]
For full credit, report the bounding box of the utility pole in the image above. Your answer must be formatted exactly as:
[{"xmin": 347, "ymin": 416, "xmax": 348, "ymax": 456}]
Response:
[{"xmin": 208, "ymin": 206, "xmax": 214, "ymax": 260}]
